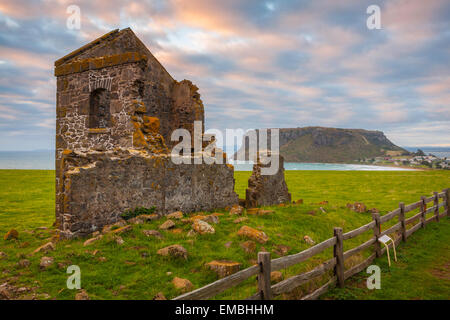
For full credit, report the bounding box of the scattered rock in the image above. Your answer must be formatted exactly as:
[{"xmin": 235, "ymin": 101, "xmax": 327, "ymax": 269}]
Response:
[
  {"xmin": 167, "ymin": 211, "xmax": 183, "ymax": 219},
  {"xmin": 92, "ymin": 231, "xmax": 100, "ymax": 237},
  {"xmin": 4, "ymin": 229, "xmax": 19, "ymax": 240},
  {"xmin": 0, "ymin": 282, "xmax": 13, "ymax": 299},
  {"xmin": 83, "ymin": 235, "xmax": 103, "ymax": 247},
  {"xmin": 92, "ymin": 250, "xmax": 99, "ymax": 256},
  {"xmin": 0, "ymin": 252, "xmax": 7, "ymax": 259},
  {"xmin": 143, "ymin": 230, "xmax": 163, "ymax": 239},
  {"xmin": 157, "ymin": 245, "xmax": 188, "ymax": 260},
  {"xmin": 246, "ymin": 208, "xmax": 259, "ymax": 215},
  {"xmin": 33, "ymin": 242, "xmax": 56, "ymax": 254},
  {"xmin": 370, "ymin": 208, "xmax": 380, "ymax": 213},
  {"xmin": 303, "ymin": 235, "xmax": 315, "ymax": 245},
  {"xmin": 172, "ymin": 277, "xmax": 193, "ymax": 293},
  {"xmin": 17, "ymin": 259, "xmax": 31, "ymax": 269},
  {"xmin": 318, "ymin": 201, "xmax": 328, "ymax": 205},
  {"xmin": 159, "ymin": 220, "xmax": 175, "ymax": 230},
  {"xmin": 192, "ymin": 220, "xmax": 215, "ymax": 235},
  {"xmin": 153, "ymin": 292, "xmax": 166, "ymax": 300},
  {"xmin": 39, "ymin": 256, "xmax": 54, "ymax": 269},
  {"xmin": 206, "ymin": 260, "xmax": 241, "ymax": 278},
  {"xmin": 271, "ymin": 271, "xmax": 283, "ymax": 284},
  {"xmin": 237, "ymin": 225, "xmax": 269, "ymax": 244},
  {"xmin": 170, "ymin": 228, "xmax": 183, "ymax": 234},
  {"xmin": 229, "ymin": 205, "xmax": 244, "ymax": 215},
  {"xmin": 128, "ymin": 214, "xmax": 159, "ymax": 224},
  {"xmin": 293, "ymin": 199, "xmax": 303, "ymax": 205},
  {"xmin": 224, "ymin": 241, "xmax": 232, "ymax": 248},
  {"xmin": 101, "ymin": 219, "xmax": 127, "ymax": 233},
  {"xmin": 233, "ymin": 217, "xmax": 248, "ymax": 224},
  {"xmin": 166, "ymin": 271, "xmax": 173, "ymax": 276},
  {"xmin": 274, "ymin": 244, "xmax": 290, "ymax": 256},
  {"xmin": 75, "ymin": 289, "xmax": 89, "ymax": 300},
  {"xmin": 187, "ymin": 230, "xmax": 197, "ymax": 237},
  {"xmin": 115, "ymin": 236, "xmax": 124, "ymax": 245},
  {"xmin": 19, "ymin": 242, "xmax": 30, "ymax": 248},
  {"xmin": 347, "ymin": 202, "xmax": 367, "ymax": 213},
  {"xmin": 201, "ymin": 215, "xmax": 220, "ymax": 224},
  {"xmin": 240, "ymin": 240, "xmax": 256, "ymax": 253},
  {"xmin": 98, "ymin": 257, "xmax": 107, "ymax": 262},
  {"xmin": 258, "ymin": 210, "xmax": 275, "ymax": 215},
  {"xmin": 112, "ymin": 225, "xmax": 133, "ymax": 234},
  {"xmin": 57, "ymin": 262, "xmax": 68, "ymax": 269}
]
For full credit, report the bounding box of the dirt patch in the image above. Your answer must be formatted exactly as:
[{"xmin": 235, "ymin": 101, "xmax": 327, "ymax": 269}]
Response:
[{"xmin": 429, "ymin": 261, "xmax": 450, "ymax": 280}]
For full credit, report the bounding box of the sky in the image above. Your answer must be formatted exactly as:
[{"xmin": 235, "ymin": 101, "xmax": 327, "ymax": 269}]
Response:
[{"xmin": 0, "ymin": 0, "xmax": 449, "ymax": 151}]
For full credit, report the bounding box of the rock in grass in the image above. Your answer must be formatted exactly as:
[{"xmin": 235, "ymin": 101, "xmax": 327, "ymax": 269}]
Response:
[
  {"xmin": 75, "ymin": 289, "xmax": 89, "ymax": 300},
  {"xmin": 115, "ymin": 236, "xmax": 124, "ymax": 245},
  {"xmin": 4, "ymin": 229, "xmax": 19, "ymax": 240},
  {"xmin": 303, "ymin": 235, "xmax": 315, "ymax": 245},
  {"xmin": 153, "ymin": 292, "xmax": 167, "ymax": 300},
  {"xmin": 240, "ymin": 240, "xmax": 256, "ymax": 253},
  {"xmin": 233, "ymin": 217, "xmax": 248, "ymax": 224},
  {"xmin": 159, "ymin": 220, "xmax": 175, "ymax": 230},
  {"xmin": 229, "ymin": 205, "xmax": 244, "ymax": 215},
  {"xmin": 274, "ymin": 244, "xmax": 290, "ymax": 256},
  {"xmin": 143, "ymin": 230, "xmax": 163, "ymax": 239},
  {"xmin": 347, "ymin": 202, "xmax": 367, "ymax": 213},
  {"xmin": 33, "ymin": 242, "xmax": 56, "ymax": 254},
  {"xmin": 237, "ymin": 225, "xmax": 269, "ymax": 244},
  {"xmin": 246, "ymin": 208, "xmax": 259, "ymax": 215},
  {"xmin": 83, "ymin": 235, "xmax": 103, "ymax": 247},
  {"xmin": 167, "ymin": 211, "xmax": 183, "ymax": 219},
  {"xmin": 17, "ymin": 259, "xmax": 31, "ymax": 269},
  {"xmin": 172, "ymin": 277, "xmax": 193, "ymax": 293},
  {"xmin": 128, "ymin": 214, "xmax": 159, "ymax": 224},
  {"xmin": 111, "ymin": 225, "xmax": 132, "ymax": 235},
  {"xmin": 157, "ymin": 245, "xmax": 188, "ymax": 260},
  {"xmin": 271, "ymin": 271, "xmax": 283, "ymax": 284},
  {"xmin": 192, "ymin": 220, "xmax": 215, "ymax": 235},
  {"xmin": 39, "ymin": 256, "xmax": 54, "ymax": 269},
  {"xmin": 206, "ymin": 260, "xmax": 241, "ymax": 278},
  {"xmin": 0, "ymin": 252, "xmax": 7, "ymax": 259}
]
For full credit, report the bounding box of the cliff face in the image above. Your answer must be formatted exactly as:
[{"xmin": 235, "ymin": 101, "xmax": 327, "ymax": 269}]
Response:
[{"xmin": 235, "ymin": 127, "xmax": 409, "ymax": 163}]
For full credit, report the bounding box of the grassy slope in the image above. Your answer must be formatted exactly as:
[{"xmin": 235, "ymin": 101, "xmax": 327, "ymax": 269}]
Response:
[{"xmin": 0, "ymin": 169, "xmax": 449, "ymax": 300}]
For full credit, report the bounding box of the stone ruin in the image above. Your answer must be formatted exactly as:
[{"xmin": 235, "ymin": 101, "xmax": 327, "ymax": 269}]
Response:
[
  {"xmin": 54, "ymin": 28, "xmax": 291, "ymax": 238},
  {"xmin": 54, "ymin": 28, "xmax": 239, "ymax": 238},
  {"xmin": 245, "ymin": 155, "xmax": 291, "ymax": 208}
]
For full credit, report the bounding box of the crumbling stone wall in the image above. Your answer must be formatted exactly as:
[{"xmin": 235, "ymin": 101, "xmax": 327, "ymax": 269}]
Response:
[
  {"xmin": 245, "ymin": 155, "xmax": 291, "ymax": 207},
  {"xmin": 59, "ymin": 149, "xmax": 237, "ymax": 238},
  {"xmin": 55, "ymin": 28, "xmax": 238, "ymax": 237}
]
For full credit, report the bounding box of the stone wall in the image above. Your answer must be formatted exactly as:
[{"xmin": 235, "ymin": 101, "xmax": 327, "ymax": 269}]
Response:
[
  {"xmin": 59, "ymin": 149, "xmax": 238, "ymax": 238},
  {"xmin": 245, "ymin": 155, "xmax": 291, "ymax": 207}
]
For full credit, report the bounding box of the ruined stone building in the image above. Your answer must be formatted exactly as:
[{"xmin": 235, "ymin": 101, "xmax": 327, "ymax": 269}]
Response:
[{"xmin": 54, "ymin": 28, "xmax": 238, "ymax": 238}]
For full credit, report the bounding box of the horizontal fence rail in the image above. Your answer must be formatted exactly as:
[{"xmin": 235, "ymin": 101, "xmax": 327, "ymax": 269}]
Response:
[{"xmin": 173, "ymin": 188, "xmax": 449, "ymax": 300}]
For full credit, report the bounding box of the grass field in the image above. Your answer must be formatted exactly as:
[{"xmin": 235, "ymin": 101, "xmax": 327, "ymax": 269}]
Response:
[{"xmin": 0, "ymin": 169, "xmax": 449, "ymax": 300}]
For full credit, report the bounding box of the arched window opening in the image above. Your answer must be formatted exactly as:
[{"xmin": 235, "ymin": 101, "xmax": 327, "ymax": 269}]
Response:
[{"xmin": 89, "ymin": 88, "xmax": 111, "ymax": 128}]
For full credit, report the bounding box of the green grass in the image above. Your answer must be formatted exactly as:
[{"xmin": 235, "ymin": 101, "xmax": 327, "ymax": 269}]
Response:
[
  {"xmin": 323, "ymin": 218, "xmax": 450, "ymax": 300},
  {"xmin": 0, "ymin": 169, "xmax": 449, "ymax": 300}
]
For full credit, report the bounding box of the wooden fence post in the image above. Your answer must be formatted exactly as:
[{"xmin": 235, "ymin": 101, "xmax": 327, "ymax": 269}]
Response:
[
  {"xmin": 446, "ymin": 189, "xmax": 450, "ymax": 217},
  {"xmin": 333, "ymin": 227, "xmax": 345, "ymax": 288},
  {"xmin": 433, "ymin": 192, "xmax": 440, "ymax": 222},
  {"xmin": 399, "ymin": 202, "xmax": 406, "ymax": 242},
  {"xmin": 372, "ymin": 213, "xmax": 381, "ymax": 257},
  {"xmin": 420, "ymin": 196, "xmax": 427, "ymax": 228},
  {"xmin": 257, "ymin": 252, "xmax": 272, "ymax": 300}
]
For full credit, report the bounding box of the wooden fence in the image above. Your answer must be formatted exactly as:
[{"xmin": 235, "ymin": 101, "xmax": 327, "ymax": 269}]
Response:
[{"xmin": 173, "ymin": 188, "xmax": 450, "ymax": 300}]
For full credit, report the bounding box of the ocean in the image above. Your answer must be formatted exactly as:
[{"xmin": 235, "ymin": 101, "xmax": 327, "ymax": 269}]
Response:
[{"xmin": 0, "ymin": 150, "xmax": 427, "ymax": 171}]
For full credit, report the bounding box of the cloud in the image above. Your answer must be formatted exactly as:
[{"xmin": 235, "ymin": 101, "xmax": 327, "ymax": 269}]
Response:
[{"xmin": 0, "ymin": 0, "xmax": 448, "ymax": 150}]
